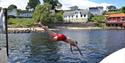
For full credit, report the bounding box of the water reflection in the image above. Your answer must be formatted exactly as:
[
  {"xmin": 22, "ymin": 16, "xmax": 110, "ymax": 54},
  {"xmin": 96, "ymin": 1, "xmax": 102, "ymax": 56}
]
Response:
[
  {"xmin": 29, "ymin": 33, "xmax": 60, "ymax": 63},
  {"xmin": 105, "ymin": 30, "xmax": 125, "ymax": 53},
  {"xmin": 0, "ymin": 30, "xmax": 124, "ymax": 63}
]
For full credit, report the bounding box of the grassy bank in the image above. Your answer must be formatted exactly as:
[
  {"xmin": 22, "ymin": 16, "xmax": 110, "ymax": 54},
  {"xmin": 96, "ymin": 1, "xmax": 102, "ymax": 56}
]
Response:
[{"xmin": 8, "ymin": 18, "xmax": 34, "ymax": 27}]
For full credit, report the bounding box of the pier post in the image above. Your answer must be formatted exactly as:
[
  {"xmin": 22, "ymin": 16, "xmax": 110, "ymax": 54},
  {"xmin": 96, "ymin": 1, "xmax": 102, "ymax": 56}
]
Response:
[{"xmin": 4, "ymin": 8, "xmax": 9, "ymax": 56}]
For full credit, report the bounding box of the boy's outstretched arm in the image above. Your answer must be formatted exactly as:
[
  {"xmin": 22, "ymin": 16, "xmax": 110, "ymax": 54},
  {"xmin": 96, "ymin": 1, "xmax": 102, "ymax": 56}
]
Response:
[{"xmin": 37, "ymin": 23, "xmax": 56, "ymax": 35}]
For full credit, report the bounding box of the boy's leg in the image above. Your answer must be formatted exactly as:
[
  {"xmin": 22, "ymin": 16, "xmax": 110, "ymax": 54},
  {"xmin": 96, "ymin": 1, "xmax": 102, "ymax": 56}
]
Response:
[
  {"xmin": 70, "ymin": 44, "xmax": 73, "ymax": 54},
  {"xmin": 76, "ymin": 46, "xmax": 83, "ymax": 56}
]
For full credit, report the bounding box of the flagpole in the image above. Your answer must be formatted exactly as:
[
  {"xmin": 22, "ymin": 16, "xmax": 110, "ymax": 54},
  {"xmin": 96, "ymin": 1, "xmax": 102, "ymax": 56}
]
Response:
[{"xmin": 4, "ymin": 8, "xmax": 9, "ymax": 56}]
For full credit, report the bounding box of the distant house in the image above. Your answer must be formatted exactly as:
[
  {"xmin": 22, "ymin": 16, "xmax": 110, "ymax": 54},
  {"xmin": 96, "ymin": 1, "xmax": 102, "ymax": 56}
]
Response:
[
  {"xmin": 89, "ymin": 6, "xmax": 104, "ymax": 15},
  {"xmin": 7, "ymin": 8, "xmax": 17, "ymax": 17},
  {"xmin": 7, "ymin": 4, "xmax": 18, "ymax": 17},
  {"xmin": 7, "ymin": 9, "xmax": 32, "ymax": 18},
  {"xmin": 63, "ymin": 9, "xmax": 89, "ymax": 23},
  {"xmin": 63, "ymin": 6, "xmax": 89, "ymax": 23},
  {"xmin": 18, "ymin": 10, "xmax": 32, "ymax": 18},
  {"xmin": 106, "ymin": 13, "xmax": 125, "ymax": 28},
  {"xmin": 7, "ymin": 4, "xmax": 32, "ymax": 18},
  {"xmin": 106, "ymin": 5, "xmax": 117, "ymax": 11}
]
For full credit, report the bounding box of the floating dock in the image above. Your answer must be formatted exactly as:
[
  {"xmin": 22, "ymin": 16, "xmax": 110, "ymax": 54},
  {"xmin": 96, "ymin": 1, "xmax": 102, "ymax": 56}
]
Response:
[{"xmin": 0, "ymin": 48, "xmax": 8, "ymax": 63}]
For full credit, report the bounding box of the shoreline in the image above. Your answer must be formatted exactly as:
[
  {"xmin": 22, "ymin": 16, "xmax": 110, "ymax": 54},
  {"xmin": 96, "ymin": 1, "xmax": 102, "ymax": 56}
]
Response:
[
  {"xmin": 59, "ymin": 27, "xmax": 102, "ymax": 30},
  {"xmin": 7, "ymin": 27, "xmax": 125, "ymax": 33},
  {"xmin": 56, "ymin": 26, "xmax": 125, "ymax": 30},
  {"xmin": 8, "ymin": 27, "xmax": 59, "ymax": 33}
]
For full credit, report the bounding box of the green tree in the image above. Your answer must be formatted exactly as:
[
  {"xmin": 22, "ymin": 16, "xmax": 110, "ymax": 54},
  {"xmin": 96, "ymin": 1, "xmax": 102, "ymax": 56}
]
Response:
[
  {"xmin": 26, "ymin": 0, "xmax": 40, "ymax": 10},
  {"xmin": 43, "ymin": 0, "xmax": 62, "ymax": 10},
  {"xmin": 90, "ymin": 15, "xmax": 106, "ymax": 27},
  {"xmin": 91, "ymin": 15, "xmax": 106, "ymax": 23},
  {"xmin": 55, "ymin": 12, "xmax": 63, "ymax": 22},
  {"xmin": 8, "ymin": 4, "xmax": 17, "ymax": 10},
  {"xmin": 33, "ymin": 3, "xmax": 56, "ymax": 25},
  {"xmin": 121, "ymin": 6, "xmax": 125, "ymax": 13}
]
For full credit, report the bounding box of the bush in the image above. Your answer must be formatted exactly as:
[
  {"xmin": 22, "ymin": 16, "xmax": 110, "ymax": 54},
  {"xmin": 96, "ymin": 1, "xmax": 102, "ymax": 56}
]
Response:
[
  {"xmin": 90, "ymin": 15, "xmax": 106, "ymax": 23},
  {"xmin": 55, "ymin": 12, "xmax": 63, "ymax": 22}
]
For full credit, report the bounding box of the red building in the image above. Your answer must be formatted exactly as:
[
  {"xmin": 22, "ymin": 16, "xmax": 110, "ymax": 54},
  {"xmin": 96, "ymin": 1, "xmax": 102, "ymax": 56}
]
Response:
[{"xmin": 106, "ymin": 13, "xmax": 125, "ymax": 28}]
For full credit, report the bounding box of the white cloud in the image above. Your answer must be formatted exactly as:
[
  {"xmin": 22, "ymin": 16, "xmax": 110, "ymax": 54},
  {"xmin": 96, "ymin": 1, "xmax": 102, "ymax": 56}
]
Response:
[
  {"xmin": 0, "ymin": 0, "xmax": 29, "ymax": 10},
  {"xmin": 59, "ymin": 0, "xmax": 112, "ymax": 10}
]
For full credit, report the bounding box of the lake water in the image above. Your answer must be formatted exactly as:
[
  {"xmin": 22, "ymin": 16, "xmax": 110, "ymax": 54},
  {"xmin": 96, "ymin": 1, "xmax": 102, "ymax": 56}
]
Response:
[{"xmin": 0, "ymin": 29, "xmax": 125, "ymax": 63}]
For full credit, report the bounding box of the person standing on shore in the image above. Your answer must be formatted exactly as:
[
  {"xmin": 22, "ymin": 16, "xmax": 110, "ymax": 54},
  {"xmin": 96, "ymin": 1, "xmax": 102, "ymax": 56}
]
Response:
[{"xmin": 37, "ymin": 23, "xmax": 83, "ymax": 56}]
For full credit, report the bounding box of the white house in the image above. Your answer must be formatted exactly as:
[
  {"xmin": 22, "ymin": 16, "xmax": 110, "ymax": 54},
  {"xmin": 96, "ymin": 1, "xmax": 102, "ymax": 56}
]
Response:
[
  {"xmin": 7, "ymin": 9, "xmax": 32, "ymax": 18},
  {"xmin": 63, "ymin": 9, "xmax": 89, "ymax": 23}
]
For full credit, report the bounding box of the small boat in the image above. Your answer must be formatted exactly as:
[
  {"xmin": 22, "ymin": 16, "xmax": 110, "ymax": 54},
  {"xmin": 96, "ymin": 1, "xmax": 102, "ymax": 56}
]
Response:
[{"xmin": 100, "ymin": 48, "xmax": 125, "ymax": 63}]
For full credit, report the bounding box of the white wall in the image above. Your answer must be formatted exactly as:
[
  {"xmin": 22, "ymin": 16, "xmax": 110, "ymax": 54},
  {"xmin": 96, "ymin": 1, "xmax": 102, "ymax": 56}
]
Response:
[{"xmin": 64, "ymin": 11, "xmax": 88, "ymax": 23}]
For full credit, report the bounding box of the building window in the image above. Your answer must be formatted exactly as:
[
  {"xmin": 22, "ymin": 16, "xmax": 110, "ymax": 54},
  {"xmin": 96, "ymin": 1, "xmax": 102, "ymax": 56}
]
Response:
[
  {"xmin": 84, "ymin": 15, "xmax": 86, "ymax": 17},
  {"xmin": 76, "ymin": 15, "xmax": 78, "ymax": 18},
  {"xmin": 81, "ymin": 14, "xmax": 83, "ymax": 17},
  {"xmin": 69, "ymin": 16, "xmax": 70, "ymax": 18}
]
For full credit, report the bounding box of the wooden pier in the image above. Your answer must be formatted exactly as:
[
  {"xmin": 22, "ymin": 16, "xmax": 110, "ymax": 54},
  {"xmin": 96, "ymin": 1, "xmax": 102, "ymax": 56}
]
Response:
[{"xmin": 0, "ymin": 48, "xmax": 8, "ymax": 63}]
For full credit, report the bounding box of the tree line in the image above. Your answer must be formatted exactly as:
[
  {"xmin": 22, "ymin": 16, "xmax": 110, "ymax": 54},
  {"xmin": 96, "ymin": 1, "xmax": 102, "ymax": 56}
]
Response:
[
  {"xmin": 6, "ymin": 0, "xmax": 125, "ymax": 27},
  {"xmin": 7, "ymin": 0, "xmax": 63, "ymax": 26}
]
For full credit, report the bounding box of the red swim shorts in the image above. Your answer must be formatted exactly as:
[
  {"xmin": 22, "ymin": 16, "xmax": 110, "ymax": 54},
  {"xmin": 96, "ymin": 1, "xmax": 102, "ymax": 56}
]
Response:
[{"xmin": 52, "ymin": 34, "xmax": 67, "ymax": 41}]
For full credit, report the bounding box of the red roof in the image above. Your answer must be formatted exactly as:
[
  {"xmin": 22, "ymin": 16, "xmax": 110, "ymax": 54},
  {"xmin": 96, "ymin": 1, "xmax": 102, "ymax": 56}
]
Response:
[{"xmin": 108, "ymin": 13, "xmax": 125, "ymax": 17}]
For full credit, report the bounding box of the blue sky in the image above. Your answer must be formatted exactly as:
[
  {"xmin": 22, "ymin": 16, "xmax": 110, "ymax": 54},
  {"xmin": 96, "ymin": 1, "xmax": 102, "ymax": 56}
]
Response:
[
  {"xmin": 90, "ymin": 0, "xmax": 125, "ymax": 8},
  {"xmin": 0, "ymin": 0, "xmax": 124, "ymax": 10}
]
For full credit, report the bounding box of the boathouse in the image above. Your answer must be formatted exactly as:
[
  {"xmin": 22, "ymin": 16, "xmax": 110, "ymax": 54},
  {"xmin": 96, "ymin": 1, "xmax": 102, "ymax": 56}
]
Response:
[{"xmin": 106, "ymin": 13, "xmax": 125, "ymax": 28}]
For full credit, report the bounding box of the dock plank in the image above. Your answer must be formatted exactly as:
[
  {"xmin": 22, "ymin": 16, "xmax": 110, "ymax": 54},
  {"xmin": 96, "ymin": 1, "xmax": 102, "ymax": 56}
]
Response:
[{"xmin": 0, "ymin": 48, "xmax": 8, "ymax": 63}]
